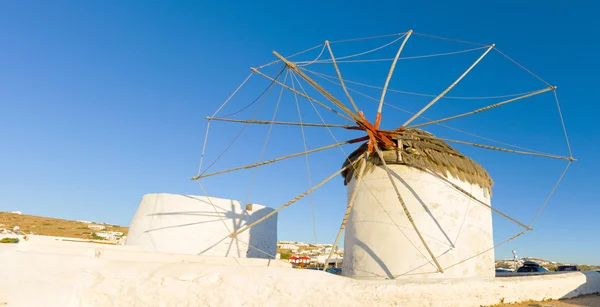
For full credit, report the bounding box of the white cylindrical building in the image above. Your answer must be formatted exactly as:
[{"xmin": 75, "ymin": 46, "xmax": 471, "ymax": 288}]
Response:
[
  {"xmin": 341, "ymin": 129, "xmax": 494, "ymax": 279},
  {"xmin": 125, "ymin": 193, "xmax": 277, "ymax": 259}
]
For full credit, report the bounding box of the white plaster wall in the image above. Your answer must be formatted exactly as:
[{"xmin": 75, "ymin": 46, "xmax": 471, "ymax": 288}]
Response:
[
  {"xmin": 14, "ymin": 235, "xmax": 290, "ymax": 268},
  {"xmin": 1, "ymin": 245, "xmax": 599, "ymax": 307},
  {"xmin": 344, "ymin": 164, "xmax": 494, "ymax": 279},
  {"xmin": 125, "ymin": 193, "xmax": 277, "ymax": 259}
]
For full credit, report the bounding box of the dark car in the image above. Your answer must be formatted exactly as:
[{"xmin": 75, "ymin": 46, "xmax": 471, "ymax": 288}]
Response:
[
  {"xmin": 517, "ymin": 266, "xmax": 549, "ymax": 273},
  {"xmin": 517, "ymin": 261, "xmax": 549, "ymax": 273},
  {"xmin": 557, "ymin": 265, "xmax": 578, "ymax": 272},
  {"xmin": 326, "ymin": 267, "xmax": 342, "ymax": 275},
  {"xmin": 307, "ymin": 267, "xmax": 343, "ymax": 275}
]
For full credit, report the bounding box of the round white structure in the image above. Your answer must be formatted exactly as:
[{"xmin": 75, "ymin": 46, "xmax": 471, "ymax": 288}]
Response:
[
  {"xmin": 341, "ymin": 129, "xmax": 494, "ymax": 279},
  {"xmin": 125, "ymin": 193, "xmax": 277, "ymax": 259}
]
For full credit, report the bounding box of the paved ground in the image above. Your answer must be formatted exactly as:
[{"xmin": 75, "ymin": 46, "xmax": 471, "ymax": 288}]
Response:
[{"xmin": 494, "ymin": 294, "xmax": 600, "ymax": 307}]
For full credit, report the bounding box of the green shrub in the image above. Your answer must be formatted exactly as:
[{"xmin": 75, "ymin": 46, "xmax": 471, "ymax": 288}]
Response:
[
  {"xmin": 0, "ymin": 238, "xmax": 19, "ymax": 244},
  {"xmin": 90, "ymin": 233, "xmax": 105, "ymax": 240}
]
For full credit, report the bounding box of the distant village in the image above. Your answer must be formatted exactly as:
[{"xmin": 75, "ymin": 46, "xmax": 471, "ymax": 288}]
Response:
[
  {"xmin": 80, "ymin": 221, "xmax": 126, "ymax": 242},
  {"xmin": 275, "ymin": 240, "xmax": 343, "ymax": 267}
]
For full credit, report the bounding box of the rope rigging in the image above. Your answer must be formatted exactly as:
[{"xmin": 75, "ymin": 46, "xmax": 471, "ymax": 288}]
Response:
[
  {"xmin": 198, "ymin": 71, "xmax": 254, "ymax": 176},
  {"xmin": 291, "ymin": 74, "xmax": 319, "ymax": 244},
  {"xmin": 295, "ymin": 45, "xmax": 489, "ymax": 65},
  {"xmin": 301, "ymin": 68, "xmax": 545, "ymax": 100},
  {"xmin": 302, "ymin": 66, "xmax": 564, "ymax": 156},
  {"xmin": 198, "ymin": 68, "xmax": 284, "ymax": 176},
  {"xmin": 409, "ymin": 86, "xmax": 556, "ymax": 129},
  {"xmin": 219, "ymin": 66, "xmax": 286, "ymax": 118},
  {"xmin": 191, "ymin": 137, "xmax": 369, "ymax": 181},
  {"xmin": 241, "ymin": 70, "xmax": 289, "ymax": 208},
  {"xmin": 251, "ymin": 68, "xmax": 355, "ymax": 123},
  {"xmin": 294, "ymin": 33, "xmax": 408, "ymax": 66}
]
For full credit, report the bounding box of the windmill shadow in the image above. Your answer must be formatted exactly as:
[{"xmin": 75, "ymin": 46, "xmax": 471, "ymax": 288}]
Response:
[
  {"xmin": 558, "ymin": 271, "xmax": 600, "ymax": 302},
  {"xmin": 142, "ymin": 194, "xmax": 275, "ymax": 259},
  {"xmin": 389, "ymin": 170, "xmax": 455, "ymax": 248}
]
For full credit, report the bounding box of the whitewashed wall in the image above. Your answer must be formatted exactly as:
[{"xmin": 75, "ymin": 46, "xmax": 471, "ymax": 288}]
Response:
[
  {"xmin": 125, "ymin": 193, "xmax": 277, "ymax": 259},
  {"xmin": 343, "ymin": 164, "xmax": 494, "ymax": 279},
  {"xmin": 1, "ymin": 243, "xmax": 599, "ymax": 307}
]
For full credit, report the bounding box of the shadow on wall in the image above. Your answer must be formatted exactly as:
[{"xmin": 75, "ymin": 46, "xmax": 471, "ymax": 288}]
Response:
[
  {"xmin": 558, "ymin": 271, "xmax": 600, "ymax": 301},
  {"xmin": 390, "ymin": 171, "xmax": 455, "ymax": 248},
  {"xmin": 141, "ymin": 194, "xmax": 275, "ymax": 259},
  {"xmin": 347, "ymin": 169, "xmax": 455, "ymax": 279},
  {"xmin": 500, "ymin": 271, "xmax": 600, "ymax": 307},
  {"xmin": 246, "ymin": 206, "xmax": 276, "ymax": 259},
  {"xmin": 354, "ymin": 238, "xmax": 394, "ymax": 279}
]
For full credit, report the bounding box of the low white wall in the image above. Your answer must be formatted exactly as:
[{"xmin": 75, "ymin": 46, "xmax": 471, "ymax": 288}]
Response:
[
  {"xmin": 344, "ymin": 164, "xmax": 494, "ymax": 279},
  {"xmin": 125, "ymin": 193, "xmax": 278, "ymax": 259},
  {"xmin": 15, "ymin": 235, "xmax": 290, "ymax": 268},
  {"xmin": 0, "ymin": 245, "xmax": 599, "ymax": 307}
]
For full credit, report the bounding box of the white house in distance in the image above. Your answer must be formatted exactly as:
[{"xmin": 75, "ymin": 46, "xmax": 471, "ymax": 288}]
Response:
[
  {"xmin": 314, "ymin": 254, "xmax": 343, "ymax": 265},
  {"xmin": 87, "ymin": 224, "xmax": 106, "ymax": 231},
  {"xmin": 277, "ymin": 243, "xmax": 299, "ymax": 251},
  {"xmin": 93, "ymin": 231, "xmax": 124, "ymax": 241},
  {"xmin": 318, "ymin": 247, "xmax": 333, "ymax": 254}
]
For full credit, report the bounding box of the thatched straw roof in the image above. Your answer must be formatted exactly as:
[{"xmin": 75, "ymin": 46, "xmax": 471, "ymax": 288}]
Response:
[{"xmin": 341, "ymin": 128, "xmax": 493, "ymax": 193}]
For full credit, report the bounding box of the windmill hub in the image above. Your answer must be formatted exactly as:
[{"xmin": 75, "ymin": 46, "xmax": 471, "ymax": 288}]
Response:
[{"xmin": 354, "ymin": 111, "xmax": 405, "ymax": 153}]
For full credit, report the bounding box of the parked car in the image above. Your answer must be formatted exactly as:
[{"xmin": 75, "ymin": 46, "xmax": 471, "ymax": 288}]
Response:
[
  {"xmin": 517, "ymin": 266, "xmax": 549, "ymax": 273},
  {"xmin": 306, "ymin": 267, "xmax": 342, "ymax": 275},
  {"xmin": 557, "ymin": 265, "xmax": 578, "ymax": 272},
  {"xmin": 326, "ymin": 267, "xmax": 342, "ymax": 275},
  {"xmin": 517, "ymin": 261, "xmax": 549, "ymax": 273},
  {"xmin": 495, "ymin": 268, "xmax": 512, "ymax": 273}
]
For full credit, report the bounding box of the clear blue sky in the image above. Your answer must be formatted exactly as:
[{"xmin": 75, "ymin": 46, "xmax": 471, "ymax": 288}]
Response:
[{"xmin": 1, "ymin": 1, "xmax": 598, "ymax": 264}]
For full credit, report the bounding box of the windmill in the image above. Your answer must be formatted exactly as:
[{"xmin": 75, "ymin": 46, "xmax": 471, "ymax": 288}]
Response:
[{"xmin": 192, "ymin": 30, "xmax": 575, "ymax": 279}]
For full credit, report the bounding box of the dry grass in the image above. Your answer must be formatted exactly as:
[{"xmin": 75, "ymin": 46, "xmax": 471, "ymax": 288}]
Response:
[
  {"xmin": 0, "ymin": 212, "xmax": 128, "ymax": 240},
  {"xmin": 488, "ymin": 293, "xmax": 600, "ymax": 307}
]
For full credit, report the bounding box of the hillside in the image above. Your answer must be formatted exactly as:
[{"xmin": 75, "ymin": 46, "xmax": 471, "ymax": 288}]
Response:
[{"xmin": 0, "ymin": 212, "xmax": 128, "ymax": 240}]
